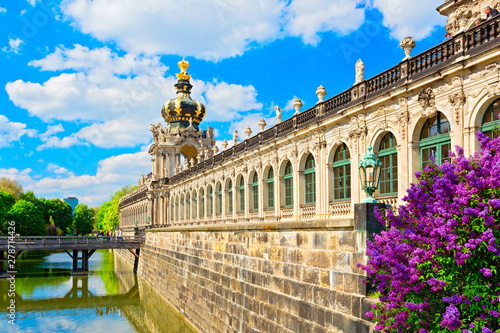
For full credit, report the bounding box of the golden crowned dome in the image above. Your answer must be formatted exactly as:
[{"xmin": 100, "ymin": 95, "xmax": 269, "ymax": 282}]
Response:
[{"xmin": 160, "ymin": 59, "xmax": 206, "ymax": 130}]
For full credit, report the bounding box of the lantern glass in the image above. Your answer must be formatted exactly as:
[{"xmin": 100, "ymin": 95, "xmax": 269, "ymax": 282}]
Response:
[
  {"xmin": 358, "ymin": 165, "xmax": 366, "ymax": 188},
  {"xmin": 373, "ymin": 164, "xmax": 381, "ymax": 190},
  {"xmin": 366, "ymin": 165, "xmax": 374, "ymax": 187}
]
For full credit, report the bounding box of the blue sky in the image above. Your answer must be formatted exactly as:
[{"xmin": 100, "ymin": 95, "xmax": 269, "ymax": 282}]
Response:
[{"xmin": 0, "ymin": 0, "xmax": 446, "ymax": 207}]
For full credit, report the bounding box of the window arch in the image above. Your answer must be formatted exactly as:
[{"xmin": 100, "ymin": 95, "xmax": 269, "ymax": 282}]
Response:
[
  {"xmin": 252, "ymin": 173, "xmax": 259, "ymax": 211},
  {"xmin": 186, "ymin": 193, "xmax": 191, "ymax": 219},
  {"xmin": 217, "ymin": 183, "xmax": 222, "ymax": 215},
  {"xmin": 176, "ymin": 197, "xmax": 179, "ymax": 221},
  {"xmin": 304, "ymin": 154, "xmax": 315, "ymax": 204},
  {"xmin": 208, "ymin": 186, "xmax": 213, "ymax": 216},
  {"xmin": 420, "ymin": 112, "xmax": 451, "ymax": 168},
  {"xmin": 228, "ymin": 180, "xmax": 233, "ymax": 214},
  {"xmin": 378, "ymin": 133, "xmax": 398, "ymax": 196},
  {"xmin": 482, "ymin": 98, "xmax": 500, "ymax": 139},
  {"xmin": 333, "ymin": 143, "xmax": 351, "ymax": 201},
  {"xmin": 171, "ymin": 200, "xmax": 175, "ymax": 221},
  {"xmin": 267, "ymin": 168, "xmax": 274, "ymax": 209},
  {"xmin": 284, "ymin": 161, "xmax": 293, "ymax": 207},
  {"xmin": 239, "ymin": 177, "xmax": 245, "ymax": 212},
  {"xmin": 199, "ymin": 189, "xmax": 205, "ymax": 217}
]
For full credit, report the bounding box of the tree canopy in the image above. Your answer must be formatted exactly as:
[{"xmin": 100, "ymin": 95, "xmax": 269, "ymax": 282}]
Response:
[
  {"xmin": 7, "ymin": 200, "xmax": 46, "ymax": 236},
  {"xmin": 0, "ymin": 177, "xmax": 23, "ymax": 200},
  {"xmin": 95, "ymin": 185, "xmax": 137, "ymax": 232},
  {"xmin": 73, "ymin": 204, "xmax": 94, "ymax": 235}
]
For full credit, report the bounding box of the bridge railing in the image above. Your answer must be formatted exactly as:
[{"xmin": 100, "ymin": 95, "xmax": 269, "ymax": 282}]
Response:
[{"xmin": 0, "ymin": 236, "xmax": 143, "ymax": 247}]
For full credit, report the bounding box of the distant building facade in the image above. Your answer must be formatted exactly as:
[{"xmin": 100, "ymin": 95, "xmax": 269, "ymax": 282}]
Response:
[{"xmin": 64, "ymin": 197, "xmax": 78, "ymax": 212}]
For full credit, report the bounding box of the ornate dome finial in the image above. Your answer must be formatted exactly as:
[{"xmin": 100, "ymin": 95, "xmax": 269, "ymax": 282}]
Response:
[
  {"xmin": 176, "ymin": 58, "xmax": 191, "ymax": 81},
  {"xmin": 161, "ymin": 58, "xmax": 206, "ymax": 132}
]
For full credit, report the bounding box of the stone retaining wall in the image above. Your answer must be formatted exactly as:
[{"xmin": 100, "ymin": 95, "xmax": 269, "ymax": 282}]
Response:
[{"xmin": 135, "ymin": 219, "xmax": 378, "ymax": 333}]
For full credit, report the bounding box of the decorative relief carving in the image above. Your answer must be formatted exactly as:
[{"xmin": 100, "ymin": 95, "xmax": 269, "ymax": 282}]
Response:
[
  {"xmin": 418, "ymin": 87, "xmax": 437, "ymax": 118},
  {"xmin": 471, "ymin": 63, "xmax": 500, "ymax": 81},
  {"xmin": 449, "ymin": 91, "xmax": 466, "ymax": 125}
]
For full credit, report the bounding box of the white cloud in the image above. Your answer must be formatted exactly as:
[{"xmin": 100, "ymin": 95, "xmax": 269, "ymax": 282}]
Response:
[
  {"xmin": 285, "ymin": 0, "xmax": 366, "ymax": 45},
  {"xmin": 371, "ymin": 0, "xmax": 443, "ymax": 40},
  {"xmin": 26, "ymin": 0, "xmax": 40, "ymax": 6},
  {"xmin": 7, "ymin": 45, "xmax": 264, "ymax": 149},
  {"xmin": 2, "ymin": 38, "xmax": 24, "ymax": 54},
  {"xmin": 0, "ymin": 149, "xmax": 151, "ymax": 206},
  {"xmin": 0, "ymin": 115, "xmax": 37, "ymax": 148},
  {"xmin": 61, "ymin": 0, "xmax": 285, "ymax": 61},
  {"xmin": 0, "ymin": 7, "xmax": 7, "ymax": 14}
]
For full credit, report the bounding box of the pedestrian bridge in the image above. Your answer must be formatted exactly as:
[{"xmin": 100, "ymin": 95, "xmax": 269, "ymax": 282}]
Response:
[{"xmin": 0, "ymin": 236, "xmax": 143, "ymax": 276}]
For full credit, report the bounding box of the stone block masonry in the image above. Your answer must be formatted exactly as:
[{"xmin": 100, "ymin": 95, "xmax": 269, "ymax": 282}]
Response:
[{"xmin": 136, "ymin": 219, "xmax": 379, "ymax": 333}]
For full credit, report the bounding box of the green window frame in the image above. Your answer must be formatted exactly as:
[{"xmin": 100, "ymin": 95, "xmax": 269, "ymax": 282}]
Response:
[
  {"xmin": 267, "ymin": 168, "xmax": 274, "ymax": 209},
  {"xmin": 228, "ymin": 180, "xmax": 233, "ymax": 214},
  {"xmin": 304, "ymin": 154, "xmax": 316, "ymax": 204},
  {"xmin": 284, "ymin": 161, "xmax": 293, "ymax": 207},
  {"xmin": 420, "ymin": 112, "xmax": 451, "ymax": 169},
  {"xmin": 333, "ymin": 143, "xmax": 351, "ymax": 201},
  {"xmin": 378, "ymin": 133, "xmax": 398, "ymax": 196},
  {"xmin": 482, "ymin": 98, "xmax": 500, "ymax": 139},
  {"xmin": 180, "ymin": 197, "xmax": 184, "ymax": 219},
  {"xmin": 239, "ymin": 177, "xmax": 245, "ymax": 212},
  {"xmin": 200, "ymin": 189, "xmax": 204, "ymax": 217},
  {"xmin": 252, "ymin": 173, "xmax": 259, "ymax": 211},
  {"xmin": 193, "ymin": 192, "xmax": 197, "ymax": 218},
  {"xmin": 186, "ymin": 194, "xmax": 190, "ymax": 219},
  {"xmin": 218, "ymin": 184, "xmax": 222, "ymax": 215},
  {"xmin": 208, "ymin": 186, "xmax": 213, "ymax": 216}
]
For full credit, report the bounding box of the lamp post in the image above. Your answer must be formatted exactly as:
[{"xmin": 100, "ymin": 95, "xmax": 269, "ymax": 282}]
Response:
[
  {"xmin": 146, "ymin": 216, "xmax": 151, "ymax": 228},
  {"xmin": 134, "ymin": 219, "xmax": 138, "ymax": 229},
  {"xmin": 358, "ymin": 145, "xmax": 382, "ymax": 203}
]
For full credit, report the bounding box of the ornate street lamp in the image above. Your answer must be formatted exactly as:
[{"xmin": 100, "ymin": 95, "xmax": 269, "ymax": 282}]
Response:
[
  {"xmin": 358, "ymin": 145, "xmax": 382, "ymax": 203},
  {"xmin": 146, "ymin": 216, "xmax": 151, "ymax": 228},
  {"xmin": 134, "ymin": 219, "xmax": 138, "ymax": 229}
]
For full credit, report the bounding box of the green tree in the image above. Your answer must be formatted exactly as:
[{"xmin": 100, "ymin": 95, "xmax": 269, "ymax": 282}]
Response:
[
  {"xmin": 0, "ymin": 177, "xmax": 23, "ymax": 200},
  {"xmin": 0, "ymin": 191, "xmax": 16, "ymax": 233},
  {"xmin": 7, "ymin": 200, "xmax": 46, "ymax": 236},
  {"xmin": 73, "ymin": 204, "xmax": 94, "ymax": 235},
  {"xmin": 95, "ymin": 185, "xmax": 137, "ymax": 232},
  {"xmin": 44, "ymin": 199, "xmax": 73, "ymax": 234}
]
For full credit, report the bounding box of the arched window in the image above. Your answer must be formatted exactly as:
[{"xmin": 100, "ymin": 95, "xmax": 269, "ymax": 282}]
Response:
[
  {"xmin": 180, "ymin": 196, "xmax": 185, "ymax": 220},
  {"xmin": 218, "ymin": 184, "xmax": 222, "ymax": 215},
  {"xmin": 304, "ymin": 154, "xmax": 315, "ymax": 204},
  {"xmin": 333, "ymin": 144, "xmax": 351, "ymax": 201},
  {"xmin": 482, "ymin": 98, "xmax": 500, "ymax": 139},
  {"xmin": 239, "ymin": 177, "xmax": 245, "ymax": 212},
  {"xmin": 208, "ymin": 186, "xmax": 213, "ymax": 216},
  {"xmin": 252, "ymin": 173, "xmax": 259, "ymax": 211},
  {"xmin": 420, "ymin": 112, "xmax": 451, "ymax": 168},
  {"xmin": 186, "ymin": 193, "xmax": 190, "ymax": 219},
  {"xmin": 267, "ymin": 168, "xmax": 274, "ymax": 209},
  {"xmin": 171, "ymin": 202, "xmax": 174, "ymax": 221},
  {"xmin": 176, "ymin": 198, "xmax": 179, "ymax": 221},
  {"xmin": 228, "ymin": 180, "xmax": 233, "ymax": 214},
  {"xmin": 200, "ymin": 189, "xmax": 204, "ymax": 217},
  {"xmin": 284, "ymin": 161, "xmax": 293, "ymax": 207},
  {"xmin": 378, "ymin": 133, "xmax": 398, "ymax": 196},
  {"xmin": 193, "ymin": 191, "xmax": 197, "ymax": 218}
]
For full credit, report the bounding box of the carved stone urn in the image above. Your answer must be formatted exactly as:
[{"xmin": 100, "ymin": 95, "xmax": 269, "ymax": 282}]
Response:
[
  {"xmin": 316, "ymin": 85, "xmax": 327, "ymax": 103},
  {"xmin": 293, "ymin": 98, "xmax": 303, "ymax": 115},
  {"xmin": 400, "ymin": 37, "xmax": 416, "ymax": 60},
  {"xmin": 258, "ymin": 118, "xmax": 267, "ymax": 132}
]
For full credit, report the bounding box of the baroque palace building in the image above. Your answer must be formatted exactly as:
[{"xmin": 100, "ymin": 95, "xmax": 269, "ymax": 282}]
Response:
[
  {"xmin": 116, "ymin": 1, "xmax": 500, "ymax": 332},
  {"xmin": 120, "ymin": 0, "xmax": 500, "ymax": 230}
]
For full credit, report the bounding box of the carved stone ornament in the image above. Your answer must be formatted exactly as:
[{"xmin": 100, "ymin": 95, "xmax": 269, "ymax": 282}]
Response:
[
  {"xmin": 400, "ymin": 37, "xmax": 416, "ymax": 60},
  {"xmin": 449, "ymin": 91, "xmax": 466, "ymax": 125},
  {"xmin": 355, "ymin": 59, "xmax": 364, "ymax": 85},
  {"xmin": 418, "ymin": 87, "xmax": 437, "ymax": 118},
  {"xmin": 293, "ymin": 98, "xmax": 303, "ymax": 115},
  {"xmin": 244, "ymin": 126, "xmax": 252, "ymax": 139},
  {"xmin": 233, "ymin": 130, "xmax": 238, "ymax": 145},
  {"xmin": 316, "ymin": 85, "xmax": 327, "ymax": 103},
  {"xmin": 455, "ymin": 5, "xmax": 472, "ymax": 32},
  {"xmin": 275, "ymin": 105, "xmax": 282, "ymax": 124},
  {"xmin": 258, "ymin": 118, "xmax": 267, "ymax": 132},
  {"xmin": 221, "ymin": 139, "xmax": 228, "ymax": 150}
]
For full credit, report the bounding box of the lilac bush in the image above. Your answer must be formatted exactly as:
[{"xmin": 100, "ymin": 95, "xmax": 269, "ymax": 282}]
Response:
[{"xmin": 361, "ymin": 131, "xmax": 500, "ymax": 332}]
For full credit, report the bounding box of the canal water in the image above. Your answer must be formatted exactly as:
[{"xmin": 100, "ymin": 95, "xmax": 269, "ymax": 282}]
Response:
[{"xmin": 0, "ymin": 250, "xmax": 197, "ymax": 333}]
